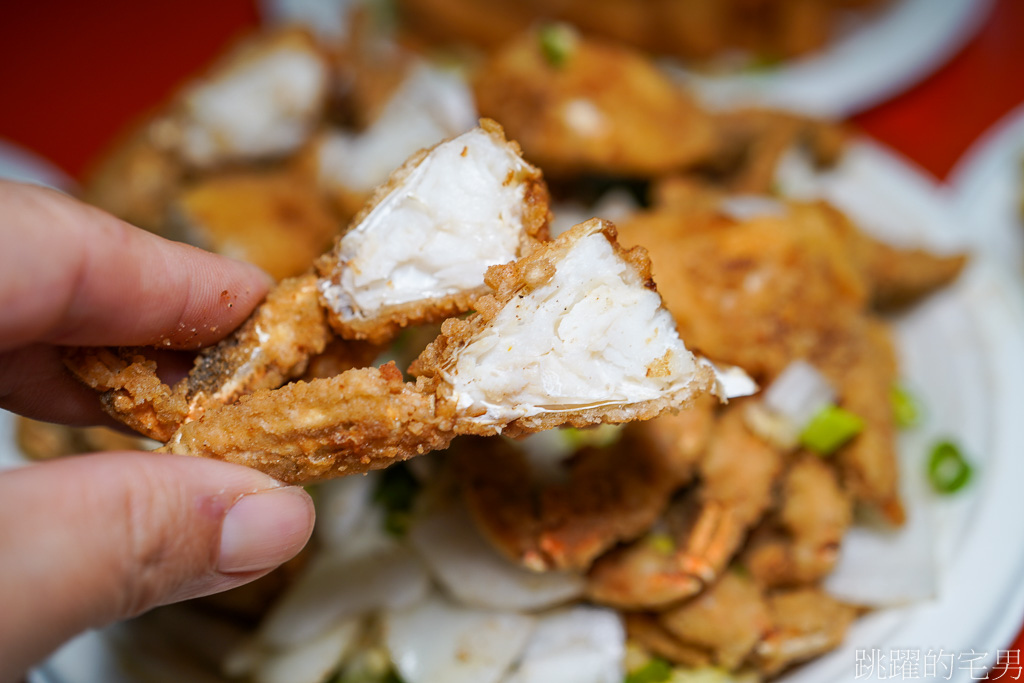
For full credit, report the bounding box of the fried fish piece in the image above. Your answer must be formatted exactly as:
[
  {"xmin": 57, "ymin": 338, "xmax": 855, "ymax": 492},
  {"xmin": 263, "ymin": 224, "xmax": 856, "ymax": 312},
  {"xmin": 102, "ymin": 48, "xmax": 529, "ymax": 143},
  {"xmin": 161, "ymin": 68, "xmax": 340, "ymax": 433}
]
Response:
[
  {"xmin": 473, "ymin": 29, "xmax": 717, "ymax": 178},
  {"xmin": 161, "ymin": 220, "xmax": 747, "ymax": 483},
  {"xmin": 316, "ymin": 119, "xmax": 550, "ymax": 344},
  {"xmin": 66, "ymin": 122, "xmax": 550, "ymax": 438}
]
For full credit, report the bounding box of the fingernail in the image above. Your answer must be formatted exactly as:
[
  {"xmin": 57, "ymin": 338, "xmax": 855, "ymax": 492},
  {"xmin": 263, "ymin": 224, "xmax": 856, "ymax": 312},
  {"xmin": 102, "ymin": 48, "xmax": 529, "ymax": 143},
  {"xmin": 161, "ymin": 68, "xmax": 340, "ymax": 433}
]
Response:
[{"xmin": 218, "ymin": 487, "xmax": 314, "ymax": 573}]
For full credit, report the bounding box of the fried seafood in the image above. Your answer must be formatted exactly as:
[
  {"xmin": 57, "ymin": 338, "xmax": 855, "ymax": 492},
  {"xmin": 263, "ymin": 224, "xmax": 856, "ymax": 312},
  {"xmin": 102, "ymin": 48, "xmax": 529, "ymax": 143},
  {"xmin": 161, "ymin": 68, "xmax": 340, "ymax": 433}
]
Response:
[
  {"xmin": 626, "ymin": 576, "xmax": 859, "ymax": 676},
  {"xmin": 160, "ymin": 220, "xmax": 746, "ymax": 483},
  {"xmin": 616, "ymin": 196, "xmax": 958, "ymax": 522},
  {"xmin": 316, "ymin": 120, "xmax": 549, "ymax": 344},
  {"xmin": 67, "ymin": 122, "xmax": 549, "ymax": 438},
  {"xmin": 586, "ymin": 406, "xmax": 783, "ymax": 610},
  {"xmin": 455, "ymin": 427, "xmax": 686, "ymax": 572},
  {"xmin": 745, "ymin": 455, "xmax": 853, "ymax": 588},
  {"xmin": 397, "ymin": 0, "xmax": 887, "ymax": 62},
  {"xmin": 84, "ymin": 27, "xmax": 330, "ymax": 234},
  {"xmin": 170, "ymin": 170, "xmax": 340, "ymax": 282},
  {"xmin": 473, "ymin": 30, "xmax": 717, "ymax": 178}
]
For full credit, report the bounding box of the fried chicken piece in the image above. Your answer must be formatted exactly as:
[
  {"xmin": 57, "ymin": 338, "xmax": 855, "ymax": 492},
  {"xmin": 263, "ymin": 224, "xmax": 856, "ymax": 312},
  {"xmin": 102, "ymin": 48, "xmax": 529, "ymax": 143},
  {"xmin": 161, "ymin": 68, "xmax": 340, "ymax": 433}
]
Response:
[
  {"xmin": 15, "ymin": 416, "xmax": 149, "ymax": 460},
  {"xmin": 316, "ymin": 120, "xmax": 550, "ymax": 345},
  {"xmin": 473, "ymin": 29, "xmax": 717, "ymax": 178},
  {"xmin": 161, "ymin": 220, "xmax": 745, "ymax": 483},
  {"xmin": 170, "ymin": 170, "xmax": 340, "ymax": 282}
]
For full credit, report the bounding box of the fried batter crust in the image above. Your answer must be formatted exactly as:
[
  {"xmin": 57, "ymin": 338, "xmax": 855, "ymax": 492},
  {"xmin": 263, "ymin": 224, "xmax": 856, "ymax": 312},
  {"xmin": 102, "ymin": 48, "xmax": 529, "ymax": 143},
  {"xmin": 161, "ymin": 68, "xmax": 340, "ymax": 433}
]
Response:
[
  {"xmin": 315, "ymin": 119, "xmax": 551, "ymax": 345},
  {"xmin": 161, "ymin": 363, "xmax": 455, "ymax": 484},
  {"xmin": 473, "ymin": 32, "xmax": 716, "ymax": 178},
  {"xmin": 411, "ymin": 219, "xmax": 715, "ymax": 438},
  {"xmin": 62, "ymin": 347, "xmax": 188, "ymax": 442},
  {"xmin": 64, "ymin": 273, "xmax": 336, "ymax": 439}
]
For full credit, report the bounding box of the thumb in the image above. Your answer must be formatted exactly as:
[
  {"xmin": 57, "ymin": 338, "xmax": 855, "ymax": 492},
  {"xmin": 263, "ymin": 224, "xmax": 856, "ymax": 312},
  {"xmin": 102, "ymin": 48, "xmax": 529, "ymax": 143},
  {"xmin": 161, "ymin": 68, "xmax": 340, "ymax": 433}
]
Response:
[{"xmin": 0, "ymin": 452, "xmax": 315, "ymax": 682}]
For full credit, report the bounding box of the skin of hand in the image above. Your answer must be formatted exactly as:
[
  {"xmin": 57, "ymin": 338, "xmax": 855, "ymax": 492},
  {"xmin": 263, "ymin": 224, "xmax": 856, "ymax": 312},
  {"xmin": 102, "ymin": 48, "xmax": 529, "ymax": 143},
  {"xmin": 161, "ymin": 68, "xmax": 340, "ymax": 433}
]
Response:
[{"xmin": 0, "ymin": 180, "xmax": 317, "ymax": 682}]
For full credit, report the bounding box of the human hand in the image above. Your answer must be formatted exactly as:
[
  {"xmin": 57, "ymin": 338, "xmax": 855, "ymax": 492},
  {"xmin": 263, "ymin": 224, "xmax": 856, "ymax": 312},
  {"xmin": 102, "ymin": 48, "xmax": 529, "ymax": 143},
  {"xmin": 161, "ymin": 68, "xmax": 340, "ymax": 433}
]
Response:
[{"xmin": 0, "ymin": 181, "xmax": 316, "ymax": 682}]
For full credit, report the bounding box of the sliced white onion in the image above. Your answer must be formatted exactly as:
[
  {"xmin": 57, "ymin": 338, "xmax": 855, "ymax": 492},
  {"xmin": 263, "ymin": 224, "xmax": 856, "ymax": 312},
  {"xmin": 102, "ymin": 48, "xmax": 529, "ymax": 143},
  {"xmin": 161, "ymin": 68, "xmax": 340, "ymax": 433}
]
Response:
[
  {"xmin": 384, "ymin": 593, "xmax": 535, "ymax": 683},
  {"xmin": 502, "ymin": 606, "xmax": 625, "ymax": 683},
  {"xmin": 260, "ymin": 514, "xmax": 430, "ymax": 648},
  {"xmin": 409, "ymin": 506, "xmax": 586, "ymax": 611},
  {"xmin": 699, "ymin": 359, "xmax": 760, "ymax": 400},
  {"xmin": 313, "ymin": 472, "xmax": 378, "ymax": 551},
  {"xmin": 254, "ymin": 617, "xmax": 361, "ymax": 683},
  {"xmin": 762, "ymin": 359, "xmax": 836, "ymax": 429},
  {"xmin": 718, "ymin": 195, "xmax": 787, "ymax": 221}
]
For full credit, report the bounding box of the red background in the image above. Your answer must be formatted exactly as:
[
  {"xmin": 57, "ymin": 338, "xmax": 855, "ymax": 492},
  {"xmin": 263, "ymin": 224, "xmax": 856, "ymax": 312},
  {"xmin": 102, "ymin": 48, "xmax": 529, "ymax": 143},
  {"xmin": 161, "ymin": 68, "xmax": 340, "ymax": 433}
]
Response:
[{"xmin": 2, "ymin": 0, "xmax": 1023, "ymax": 668}]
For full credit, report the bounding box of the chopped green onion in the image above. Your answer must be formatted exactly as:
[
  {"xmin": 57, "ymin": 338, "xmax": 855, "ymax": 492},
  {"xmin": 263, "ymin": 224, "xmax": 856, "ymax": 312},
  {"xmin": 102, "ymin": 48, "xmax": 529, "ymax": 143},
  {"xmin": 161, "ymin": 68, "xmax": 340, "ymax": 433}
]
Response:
[
  {"xmin": 538, "ymin": 23, "xmax": 577, "ymax": 68},
  {"xmin": 890, "ymin": 384, "xmax": 921, "ymax": 429},
  {"xmin": 563, "ymin": 424, "xmax": 625, "ymax": 449},
  {"xmin": 799, "ymin": 405, "xmax": 864, "ymax": 456},
  {"xmin": 373, "ymin": 463, "xmax": 420, "ymax": 537},
  {"xmin": 625, "ymin": 657, "xmax": 674, "ymax": 683},
  {"xmin": 927, "ymin": 441, "xmax": 973, "ymax": 494},
  {"xmin": 647, "ymin": 532, "xmax": 675, "ymax": 556}
]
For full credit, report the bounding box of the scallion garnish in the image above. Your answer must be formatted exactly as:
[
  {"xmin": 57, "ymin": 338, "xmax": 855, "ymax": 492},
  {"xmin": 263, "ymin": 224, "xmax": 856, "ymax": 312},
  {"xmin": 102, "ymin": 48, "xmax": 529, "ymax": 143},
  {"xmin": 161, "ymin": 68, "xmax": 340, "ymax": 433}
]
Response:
[
  {"xmin": 927, "ymin": 441, "xmax": 973, "ymax": 494},
  {"xmin": 625, "ymin": 657, "xmax": 673, "ymax": 683},
  {"xmin": 373, "ymin": 463, "xmax": 420, "ymax": 537},
  {"xmin": 538, "ymin": 23, "xmax": 577, "ymax": 68},
  {"xmin": 800, "ymin": 405, "xmax": 864, "ymax": 455},
  {"xmin": 890, "ymin": 384, "xmax": 921, "ymax": 429}
]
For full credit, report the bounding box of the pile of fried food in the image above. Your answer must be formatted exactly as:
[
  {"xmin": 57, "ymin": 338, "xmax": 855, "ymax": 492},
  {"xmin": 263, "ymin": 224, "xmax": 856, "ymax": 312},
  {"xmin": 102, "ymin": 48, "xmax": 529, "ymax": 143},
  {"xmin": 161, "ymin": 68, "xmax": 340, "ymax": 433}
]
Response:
[{"xmin": 17, "ymin": 9, "xmax": 967, "ymax": 683}]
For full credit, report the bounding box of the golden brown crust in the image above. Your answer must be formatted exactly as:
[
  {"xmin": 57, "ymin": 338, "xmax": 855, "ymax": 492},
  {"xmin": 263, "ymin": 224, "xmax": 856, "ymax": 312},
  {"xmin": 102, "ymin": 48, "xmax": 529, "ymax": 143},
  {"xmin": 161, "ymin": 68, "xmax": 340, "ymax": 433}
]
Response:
[
  {"xmin": 473, "ymin": 31, "xmax": 717, "ymax": 178},
  {"xmin": 161, "ymin": 363, "xmax": 454, "ymax": 484},
  {"xmin": 315, "ymin": 119, "xmax": 551, "ymax": 346},
  {"xmin": 412, "ymin": 219, "xmax": 714, "ymax": 437}
]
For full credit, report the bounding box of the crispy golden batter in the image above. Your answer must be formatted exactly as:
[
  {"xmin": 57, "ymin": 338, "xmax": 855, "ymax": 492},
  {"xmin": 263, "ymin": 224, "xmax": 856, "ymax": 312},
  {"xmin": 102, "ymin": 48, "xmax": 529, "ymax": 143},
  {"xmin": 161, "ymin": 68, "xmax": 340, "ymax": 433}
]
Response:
[
  {"xmin": 64, "ymin": 274, "xmax": 336, "ymax": 441},
  {"xmin": 171, "ymin": 170, "xmax": 341, "ymax": 282},
  {"xmin": 161, "ymin": 363, "xmax": 454, "ymax": 483},
  {"xmin": 745, "ymin": 455, "xmax": 853, "ymax": 587},
  {"xmin": 586, "ymin": 406, "xmax": 782, "ymax": 609},
  {"xmin": 156, "ymin": 221, "xmax": 728, "ymax": 483},
  {"xmin": 457, "ymin": 427, "xmax": 684, "ymax": 572},
  {"xmin": 398, "ymin": 0, "xmax": 886, "ymax": 62},
  {"xmin": 753, "ymin": 588, "xmax": 861, "ymax": 676},
  {"xmin": 473, "ymin": 31, "xmax": 717, "ymax": 178}
]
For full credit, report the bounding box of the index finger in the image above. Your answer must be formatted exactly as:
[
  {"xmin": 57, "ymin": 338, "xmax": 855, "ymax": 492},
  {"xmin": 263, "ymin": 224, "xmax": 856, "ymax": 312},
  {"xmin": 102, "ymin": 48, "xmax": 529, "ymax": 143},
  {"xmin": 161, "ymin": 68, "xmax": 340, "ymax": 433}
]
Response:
[{"xmin": 0, "ymin": 180, "xmax": 274, "ymax": 352}]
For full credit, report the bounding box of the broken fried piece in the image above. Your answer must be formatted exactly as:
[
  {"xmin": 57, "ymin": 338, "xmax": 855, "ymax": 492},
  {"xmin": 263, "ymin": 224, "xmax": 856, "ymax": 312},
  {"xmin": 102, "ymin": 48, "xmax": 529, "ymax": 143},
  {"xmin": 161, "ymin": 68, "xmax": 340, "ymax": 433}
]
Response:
[
  {"xmin": 162, "ymin": 219, "xmax": 749, "ymax": 483},
  {"xmin": 316, "ymin": 119, "xmax": 550, "ymax": 344}
]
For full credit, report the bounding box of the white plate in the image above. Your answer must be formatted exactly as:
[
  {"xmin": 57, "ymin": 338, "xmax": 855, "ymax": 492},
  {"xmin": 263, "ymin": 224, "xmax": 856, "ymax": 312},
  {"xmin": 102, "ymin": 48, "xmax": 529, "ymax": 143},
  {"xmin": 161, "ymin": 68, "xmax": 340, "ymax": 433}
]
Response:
[
  {"xmin": 0, "ymin": 138, "xmax": 76, "ymax": 192},
  {"xmin": 669, "ymin": 0, "xmax": 992, "ymax": 117},
  {"xmin": 948, "ymin": 102, "xmax": 1024, "ymax": 275},
  {"xmin": 260, "ymin": 0, "xmax": 992, "ymax": 118},
  {"xmin": 12, "ymin": 139, "xmax": 1024, "ymax": 682}
]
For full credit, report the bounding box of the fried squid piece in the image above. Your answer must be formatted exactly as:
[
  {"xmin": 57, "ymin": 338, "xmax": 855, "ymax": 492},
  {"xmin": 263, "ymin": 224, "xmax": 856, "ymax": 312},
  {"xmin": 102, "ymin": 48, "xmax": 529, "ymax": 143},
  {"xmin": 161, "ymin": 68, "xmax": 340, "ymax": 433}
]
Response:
[
  {"xmin": 162, "ymin": 220, "xmax": 749, "ymax": 483},
  {"xmin": 316, "ymin": 120, "xmax": 550, "ymax": 344},
  {"xmin": 473, "ymin": 29, "xmax": 716, "ymax": 178}
]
